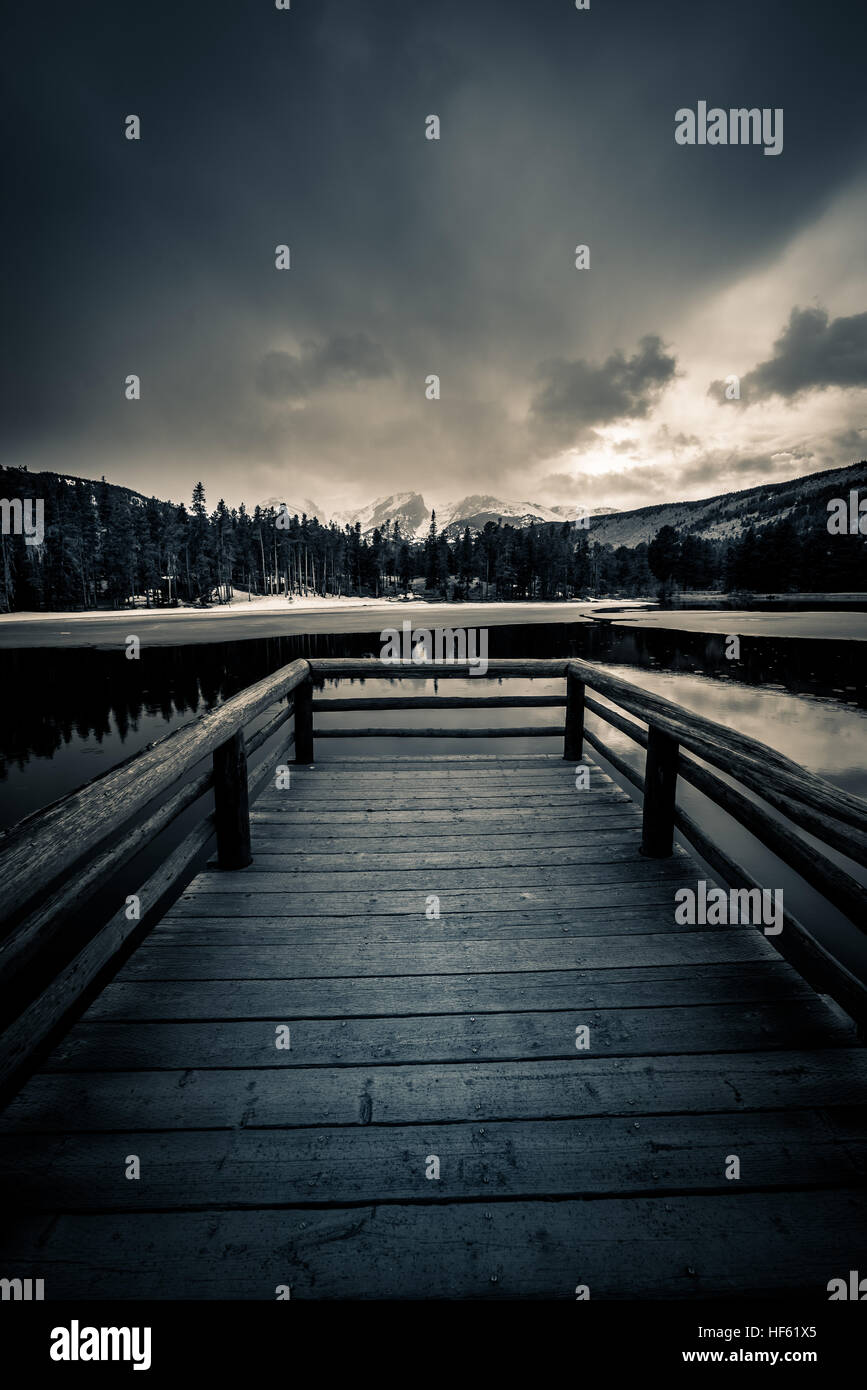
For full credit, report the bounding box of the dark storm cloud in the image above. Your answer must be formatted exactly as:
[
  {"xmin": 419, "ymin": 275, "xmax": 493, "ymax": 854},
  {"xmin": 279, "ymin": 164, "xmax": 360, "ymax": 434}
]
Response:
[
  {"xmin": 655, "ymin": 428, "xmax": 703, "ymax": 451},
  {"xmin": 529, "ymin": 336, "xmax": 678, "ymax": 447},
  {"xmin": 833, "ymin": 426, "xmax": 867, "ymax": 452},
  {"xmin": 1, "ymin": 0, "xmax": 865, "ymax": 506},
  {"xmin": 535, "ymin": 472, "xmax": 577, "ymax": 494},
  {"xmin": 709, "ymin": 307, "xmax": 867, "ymax": 403},
  {"xmin": 675, "ymin": 450, "xmax": 814, "ymax": 492},
  {"xmin": 255, "ymin": 354, "xmax": 308, "ymax": 403},
  {"xmin": 255, "ymin": 334, "xmax": 391, "ymax": 401}
]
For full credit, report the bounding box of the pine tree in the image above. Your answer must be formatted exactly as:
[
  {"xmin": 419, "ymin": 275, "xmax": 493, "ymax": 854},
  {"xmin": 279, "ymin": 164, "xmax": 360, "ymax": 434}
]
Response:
[
  {"xmin": 189, "ymin": 482, "xmax": 213, "ymax": 602},
  {"xmin": 424, "ymin": 510, "xmax": 441, "ymax": 591}
]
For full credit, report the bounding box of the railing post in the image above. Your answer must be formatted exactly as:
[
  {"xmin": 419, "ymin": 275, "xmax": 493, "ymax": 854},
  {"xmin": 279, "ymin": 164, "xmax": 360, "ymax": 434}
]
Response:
[
  {"xmin": 641, "ymin": 726, "xmax": 679, "ymax": 857},
  {"xmin": 564, "ymin": 671, "xmax": 585, "ymax": 761},
  {"xmin": 294, "ymin": 677, "xmax": 315, "ymax": 763},
  {"xmin": 213, "ymin": 730, "xmax": 252, "ymax": 869}
]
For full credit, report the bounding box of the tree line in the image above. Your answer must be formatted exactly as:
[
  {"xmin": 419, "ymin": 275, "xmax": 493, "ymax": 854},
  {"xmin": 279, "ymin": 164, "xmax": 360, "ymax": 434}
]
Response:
[{"xmin": 0, "ymin": 467, "xmax": 862, "ymax": 611}]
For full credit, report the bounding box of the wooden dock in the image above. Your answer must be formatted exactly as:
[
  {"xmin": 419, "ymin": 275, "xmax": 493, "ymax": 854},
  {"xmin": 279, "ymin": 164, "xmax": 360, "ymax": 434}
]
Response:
[{"xmin": 2, "ymin": 746, "xmax": 867, "ymax": 1299}]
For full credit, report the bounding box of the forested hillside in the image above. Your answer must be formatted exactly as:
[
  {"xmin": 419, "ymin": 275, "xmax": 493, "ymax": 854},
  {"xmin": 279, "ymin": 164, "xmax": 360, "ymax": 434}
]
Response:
[{"xmin": 0, "ymin": 463, "xmax": 863, "ymax": 611}]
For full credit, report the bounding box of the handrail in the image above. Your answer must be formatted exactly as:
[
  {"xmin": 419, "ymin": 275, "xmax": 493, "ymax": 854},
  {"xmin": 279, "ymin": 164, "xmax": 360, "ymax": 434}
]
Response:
[
  {"xmin": 0, "ymin": 658, "xmax": 308, "ymax": 1094},
  {"xmin": 580, "ymin": 694, "xmax": 867, "ymax": 927},
  {"xmin": 316, "ymin": 726, "xmax": 562, "ymax": 738},
  {"xmin": 579, "ymin": 721, "xmax": 867, "ymax": 1030},
  {"xmin": 0, "ymin": 766, "xmax": 213, "ymax": 983},
  {"xmin": 0, "ymin": 704, "xmax": 299, "ymax": 1093},
  {"xmin": 2, "ymin": 652, "xmax": 866, "ymax": 1094},
  {"xmin": 0, "ymin": 657, "xmax": 311, "ymax": 930},
  {"xmin": 313, "ymin": 695, "xmax": 566, "ymax": 710},
  {"xmin": 568, "ymin": 657, "xmax": 867, "ymax": 842},
  {"xmin": 308, "ymin": 658, "xmax": 571, "ymax": 679}
]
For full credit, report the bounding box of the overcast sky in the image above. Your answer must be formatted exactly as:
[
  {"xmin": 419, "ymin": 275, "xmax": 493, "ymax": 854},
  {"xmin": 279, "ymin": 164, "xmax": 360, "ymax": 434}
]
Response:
[{"xmin": 2, "ymin": 0, "xmax": 866, "ymax": 516}]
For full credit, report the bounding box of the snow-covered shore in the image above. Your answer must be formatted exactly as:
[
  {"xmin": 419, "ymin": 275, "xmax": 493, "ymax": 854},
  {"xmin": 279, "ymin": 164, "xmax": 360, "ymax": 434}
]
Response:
[
  {"xmin": 0, "ymin": 596, "xmax": 650, "ymax": 649},
  {"xmin": 1, "ymin": 594, "xmax": 864, "ymax": 647},
  {"xmin": 0, "ymin": 591, "xmax": 391, "ymax": 622}
]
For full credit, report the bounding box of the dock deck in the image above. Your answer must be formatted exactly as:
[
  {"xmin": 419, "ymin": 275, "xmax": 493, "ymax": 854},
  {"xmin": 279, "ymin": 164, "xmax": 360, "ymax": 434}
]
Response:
[{"xmin": 2, "ymin": 752, "xmax": 866, "ymax": 1299}]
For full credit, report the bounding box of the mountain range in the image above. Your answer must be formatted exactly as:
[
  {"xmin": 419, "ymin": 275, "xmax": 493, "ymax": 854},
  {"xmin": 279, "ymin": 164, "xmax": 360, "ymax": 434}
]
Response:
[
  {"xmin": 4, "ymin": 460, "xmax": 862, "ymax": 555},
  {"xmin": 262, "ymin": 462, "xmax": 866, "ymax": 547},
  {"xmin": 260, "ymin": 491, "xmax": 607, "ymax": 540}
]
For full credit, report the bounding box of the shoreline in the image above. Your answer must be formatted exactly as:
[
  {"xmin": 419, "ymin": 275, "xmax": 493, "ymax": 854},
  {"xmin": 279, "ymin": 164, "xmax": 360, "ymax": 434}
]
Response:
[
  {"xmin": 0, "ymin": 595, "xmax": 865, "ymax": 648},
  {"xmin": 0, "ymin": 598, "xmax": 647, "ymax": 650}
]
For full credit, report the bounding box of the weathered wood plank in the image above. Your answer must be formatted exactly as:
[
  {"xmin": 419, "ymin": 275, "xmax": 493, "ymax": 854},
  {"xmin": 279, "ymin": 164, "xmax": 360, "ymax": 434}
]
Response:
[
  {"xmin": 236, "ymin": 839, "xmax": 652, "ymax": 873},
  {"xmin": 243, "ymin": 825, "xmax": 643, "ymax": 853},
  {"xmin": 250, "ymin": 808, "xmax": 638, "ymax": 832},
  {"xmin": 314, "ymin": 695, "xmax": 568, "ymax": 711},
  {"xmin": 316, "ymin": 725, "xmax": 566, "ymax": 738},
  {"xmin": 169, "ymin": 881, "xmax": 688, "ymax": 916},
  {"xmin": 272, "ymin": 779, "xmax": 595, "ymax": 793},
  {"xmin": 79, "ymin": 960, "xmax": 809, "ymax": 1023},
  {"xmin": 260, "ymin": 782, "xmax": 615, "ymax": 799},
  {"xmin": 152, "ymin": 903, "xmax": 726, "ymax": 941},
  {"xmin": 284, "ymin": 757, "xmax": 594, "ymax": 775},
  {"xmin": 4, "ymin": 1111, "xmax": 865, "ymax": 1211},
  {"xmin": 270, "ymin": 753, "xmax": 597, "ymax": 770},
  {"xmin": 43, "ymin": 998, "xmax": 849, "ymax": 1072},
  {"xmin": 252, "ymin": 797, "xmax": 625, "ymax": 818},
  {"xmin": 278, "ymin": 768, "xmax": 588, "ymax": 782},
  {"xmin": 3, "ymin": 1191, "xmax": 864, "ymax": 1298},
  {"xmin": 122, "ymin": 931, "xmax": 773, "ymax": 981},
  {"xmin": 186, "ymin": 860, "xmax": 693, "ymax": 897},
  {"xmin": 310, "ymin": 659, "xmax": 571, "ymax": 679},
  {"xmin": 273, "ymin": 781, "xmax": 596, "ymax": 795},
  {"xmin": 4, "ymin": 1050, "xmax": 867, "ymax": 1133},
  {"xmin": 256, "ymin": 763, "xmax": 609, "ymax": 786},
  {"xmin": 254, "ymin": 789, "xmax": 614, "ymax": 811},
  {"xmin": 302, "ymin": 754, "xmax": 570, "ymax": 766}
]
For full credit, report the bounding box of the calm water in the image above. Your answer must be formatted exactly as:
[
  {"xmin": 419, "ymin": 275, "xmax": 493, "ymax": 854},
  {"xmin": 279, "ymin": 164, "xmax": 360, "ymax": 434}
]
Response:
[{"xmin": 2, "ymin": 620, "xmax": 865, "ymax": 984}]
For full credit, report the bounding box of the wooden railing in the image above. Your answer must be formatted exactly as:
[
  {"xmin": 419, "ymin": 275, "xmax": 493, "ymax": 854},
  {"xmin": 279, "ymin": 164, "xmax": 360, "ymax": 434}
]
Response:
[
  {"xmin": 0, "ymin": 658, "xmax": 309, "ymax": 1091},
  {"xmin": 1, "ymin": 654, "xmax": 866, "ymax": 1092}
]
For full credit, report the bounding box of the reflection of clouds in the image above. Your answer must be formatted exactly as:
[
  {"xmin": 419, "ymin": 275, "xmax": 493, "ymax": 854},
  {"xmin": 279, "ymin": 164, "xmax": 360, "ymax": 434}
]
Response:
[{"xmin": 602, "ymin": 665, "xmax": 867, "ymax": 787}]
